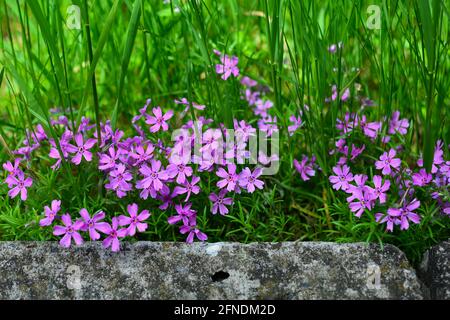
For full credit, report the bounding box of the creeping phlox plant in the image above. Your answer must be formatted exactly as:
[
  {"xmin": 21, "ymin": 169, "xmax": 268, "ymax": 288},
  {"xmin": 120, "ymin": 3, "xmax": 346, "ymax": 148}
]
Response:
[
  {"xmin": 2, "ymin": 47, "xmax": 449, "ymax": 252},
  {"xmin": 1, "ymin": 50, "xmax": 277, "ymax": 251}
]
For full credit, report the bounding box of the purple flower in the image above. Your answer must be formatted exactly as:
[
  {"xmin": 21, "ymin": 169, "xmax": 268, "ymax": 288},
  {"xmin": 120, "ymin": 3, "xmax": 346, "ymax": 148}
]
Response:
[
  {"xmin": 79, "ymin": 209, "xmax": 109, "ymax": 240},
  {"xmin": 293, "ymin": 156, "xmax": 316, "ymax": 181},
  {"xmin": 375, "ymin": 149, "xmax": 401, "ymax": 175},
  {"xmin": 165, "ymin": 162, "xmax": 193, "ymax": 184},
  {"xmin": 132, "ymin": 98, "xmax": 152, "ymax": 123},
  {"xmin": 130, "ymin": 144, "xmax": 154, "ymax": 166},
  {"xmin": 350, "ymin": 144, "xmax": 365, "ymax": 161},
  {"xmin": 240, "ymin": 76, "xmax": 257, "ymax": 87},
  {"xmin": 387, "ymin": 199, "xmax": 421, "ymax": 230},
  {"xmin": 375, "ymin": 212, "xmax": 399, "ymax": 232},
  {"xmin": 329, "ymin": 165, "xmax": 354, "ymax": 191},
  {"xmin": 118, "ymin": 203, "xmax": 150, "ymax": 237},
  {"xmin": 98, "ymin": 146, "xmax": 121, "ymax": 171},
  {"xmin": 244, "ymin": 89, "xmax": 260, "ymax": 106},
  {"xmin": 7, "ymin": 171, "xmax": 33, "ymax": 201},
  {"xmin": 168, "ymin": 203, "xmax": 196, "ymax": 225},
  {"xmin": 102, "ymin": 217, "xmax": 127, "ymax": 252},
  {"xmin": 340, "ymin": 88, "xmax": 350, "ymax": 101},
  {"xmin": 105, "ymin": 164, "xmax": 133, "ymax": 198},
  {"xmin": 346, "ymin": 174, "xmax": 369, "ymax": 201},
  {"xmin": 370, "ymin": 175, "xmax": 390, "ymax": 203},
  {"xmin": 288, "ymin": 114, "xmax": 302, "ymax": 136},
  {"xmin": 412, "ymin": 169, "xmax": 432, "ymax": 187},
  {"xmin": 179, "ymin": 216, "xmax": 208, "ymax": 243},
  {"xmin": 336, "ymin": 112, "xmax": 358, "ymax": 134},
  {"xmin": 173, "ymin": 176, "xmax": 201, "ymax": 202},
  {"xmin": 66, "ymin": 133, "xmax": 96, "ymax": 165},
  {"xmin": 348, "ymin": 190, "xmax": 374, "ymax": 217},
  {"xmin": 359, "ymin": 115, "xmax": 381, "ymax": 139},
  {"xmin": 257, "ymin": 115, "xmax": 278, "ymax": 137},
  {"xmin": 254, "ymin": 99, "xmax": 273, "ymax": 118},
  {"xmin": 388, "ymin": 111, "xmax": 409, "ymax": 135},
  {"xmin": 39, "ymin": 200, "xmax": 61, "ymax": 226},
  {"xmin": 174, "ymin": 97, "xmax": 205, "ymax": 112},
  {"xmin": 239, "ymin": 167, "xmax": 264, "ymax": 193},
  {"xmin": 216, "ymin": 163, "xmax": 239, "ymax": 191},
  {"xmin": 53, "ymin": 214, "xmax": 84, "ymax": 248},
  {"xmin": 215, "ymin": 54, "xmax": 239, "ymax": 80},
  {"xmin": 136, "ymin": 160, "xmax": 168, "ymax": 192},
  {"xmin": 2, "ymin": 158, "xmax": 21, "ymax": 177},
  {"xmin": 200, "ymin": 129, "xmax": 223, "ymax": 153},
  {"xmin": 146, "ymin": 106, "xmax": 173, "ymax": 133},
  {"xmin": 209, "ymin": 189, "xmax": 233, "ymax": 215},
  {"xmin": 234, "ymin": 119, "xmax": 256, "ymax": 142}
]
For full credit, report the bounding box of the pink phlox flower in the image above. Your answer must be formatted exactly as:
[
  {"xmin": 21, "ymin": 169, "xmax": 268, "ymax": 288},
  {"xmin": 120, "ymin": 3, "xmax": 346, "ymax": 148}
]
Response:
[
  {"xmin": 39, "ymin": 199, "xmax": 61, "ymax": 226},
  {"xmin": 105, "ymin": 164, "xmax": 133, "ymax": 198},
  {"xmin": 146, "ymin": 106, "xmax": 174, "ymax": 133},
  {"xmin": 359, "ymin": 115, "xmax": 381, "ymax": 139},
  {"xmin": 165, "ymin": 160, "xmax": 193, "ymax": 184},
  {"xmin": 215, "ymin": 54, "xmax": 239, "ymax": 80},
  {"xmin": 369, "ymin": 175, "xmax": 390, "ymax": 203},
  {"xmin": 375, "ymin": 148, "xmax": 401, "ymax": 175},
  {"xmin": 388, "ymin": 111, "xmax": 409, "ymax": 135},
  {"xmin": 241, "ymin": 76, "xmax": 257, "ymax": 87},
  {"xmin": 387, "ymin": 199, "xmax": 421, "ymax": 230},
  {"xmin": 179, "ymin": 216, "xmax": 208, "ymax": 243},
  {"xmin": 254, "ymin": 99, "xmax": 273, "ymax": 117},
  {"xmin": 2, "ymin": 158, "xmax": 22, "ymax": 179},
  {"xmin": 209, "ymin": 189, "xmax": 233, "ymax": 215},
  {"xmin": 412, "ymin": 169, "xmax": 432, "ymax": 187},
  {"xmin": 173, "ymin": 176, "xmax": 201, "ymax": 202},
  {"xmin": 102, "ymin": 217, "xmax": 128, "ymax": 252},
  {"xmin": 132, "ymin": 98, "xmax": 152, "ymax": 123},
  {"xmin": 244, "ymin": 89, "xmax": 260, "ymax": 106},
  {"xmin": 329, "ymin": 165, "xmax": 354, "ymax": 191},
  {"xmin": 348, "ymin": 190, "xmax": 374, "ymax": 217},
  {"xmin": 136, "ymin": 160, "xmax": 168, "ymax": 192},
  {"xmin": 346, "ymin": 174, "xmax": 369, "ymax": 201},
  {"xmin": 350, "ymin": 144, "xmax": 365, "ymax": 160},
  {"xmin": 200, "ymin": 129, "xmax": 223, "ymax": 153},
  {"xmin": 53, "ymin": 213, "xmax": 84, "ymax": 248},
  {"xmin": 66, "ymin": 133, "xmax": 96, "ymax": 165},
  {"xmin": 168, "ymin": 203, "xmax": 196, "ymax": 225},
  {"xmin": 79, "ymin": 209, "xmax": 110, "ymax": 240},
  {"xmin": 6, "ymin": 170, "xmax": 33, "ymax": 200},
  {"xmin": 98, "ymin": 146, "xmax": 122, "ymax": 171},
  {"xmin": 288, "ymin": 114, "xmax": 302, "ymax": 136},
  {"xmin": 216, "ymin": 163, "xmax": 238, "ymax": 191},
  {"xmin": 294, "ymin": 156, "xmax": 316, "ymax": 181},
  {"xmin": 336, "ymin": 112, "xmax": 358, "ymax": 134},
  {"xmin": 118, "ymin": 203, "xmax": 150, "ymax": 237},
  {"xmin": 130, "ymin": 144, "xmax": 154, "ymax": 166},
  {"xmin": 238, "ymin": 167, "xmax": 264, "ymax": 193},
  {"xmin": 258, "ymin": 151, "xmax": 279, "ymax": 166},
  {"xmin": 257, "ymin": 115, "xmax": 278, "ymax": 137}
]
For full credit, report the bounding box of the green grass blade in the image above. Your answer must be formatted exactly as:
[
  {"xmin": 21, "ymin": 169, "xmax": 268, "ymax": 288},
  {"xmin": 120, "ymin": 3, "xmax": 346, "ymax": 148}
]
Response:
[
  {"xmin": 111, "ymin": 0, "xmax": 142, "ymax": 129},
  {"xmin": 77, "ymin": 0, "xmax": 122, "ymax": 126}
]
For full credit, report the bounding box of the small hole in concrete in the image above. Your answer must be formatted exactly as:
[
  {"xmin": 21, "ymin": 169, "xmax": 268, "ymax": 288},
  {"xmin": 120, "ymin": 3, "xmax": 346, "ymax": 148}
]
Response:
[{"xmin": 211, "ymin": 271, "xmax": 230, "ymax": 282}]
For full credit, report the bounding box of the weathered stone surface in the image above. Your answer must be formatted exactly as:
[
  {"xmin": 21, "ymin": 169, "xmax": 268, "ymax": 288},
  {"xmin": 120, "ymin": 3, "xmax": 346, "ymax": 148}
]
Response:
[
  {"xmin": 419, "ymin": 241, "xmax": 450, "ymax": 300},
  {"xmin": 0, "ymin": 241, "xmax": 424, "ymax": 299}
]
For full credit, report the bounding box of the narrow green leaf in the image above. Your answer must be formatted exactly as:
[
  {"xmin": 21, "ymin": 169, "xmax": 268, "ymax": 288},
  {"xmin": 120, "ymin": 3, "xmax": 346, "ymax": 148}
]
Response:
[
  {"xmin": 111, "ymin": 0, "xmax": 142, "ymax": 128},
  {"xmin": 77, "ymin": 0, "xmax": 122, "ymax": 125}
]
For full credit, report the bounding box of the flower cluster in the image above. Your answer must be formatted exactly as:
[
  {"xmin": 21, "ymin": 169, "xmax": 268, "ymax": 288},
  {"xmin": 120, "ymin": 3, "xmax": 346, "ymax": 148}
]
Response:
[
  {"xmin": 40, "ymin": 201, "xmax": 149, "ymax": 252},
  {"xmin": 1, "ymin": 50, "xmax": 279, "ymax": 249},
  {"xmin": 328, "ymin": 109, "xmax": 449, "ymax": 231}
]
